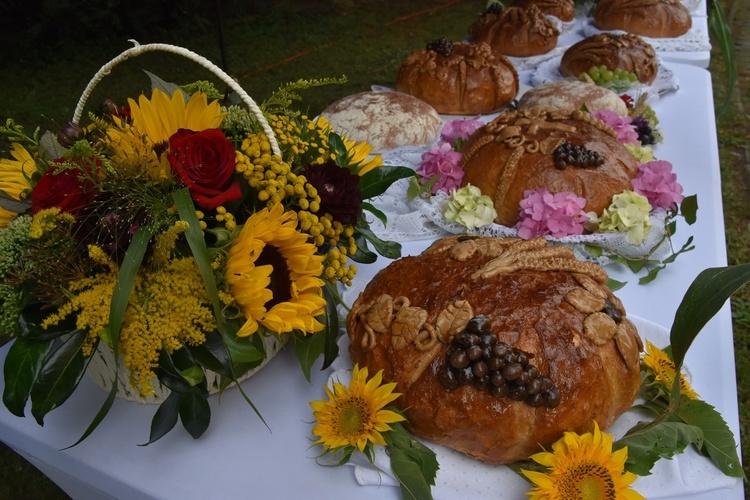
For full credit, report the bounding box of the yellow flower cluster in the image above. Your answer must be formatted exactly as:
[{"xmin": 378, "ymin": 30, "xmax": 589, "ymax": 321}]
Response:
[
  {"xmin": 28, "ymin": 208, "xmax": 75, "ymax": 239},
  {"xmin": 235, "ymin": 136, "xmax": 315, "ymax": 207},
  {"xmin": 42, "ymin": 257, "xmax": 215, "ymax": 397},
  {"xmin": 120, "ymin": 258, "xmax": 214, "ymax": 396},
  {"xmin": 269, "ymin": 114, "xmax": 332, "ymax": 165},
  {"xmin": 215, "ymin": 206, "xmax": 237, "ymax": 232},
  {"xmin": 150, "ymin": 220, "xmax": 189, "ymax": 268}
]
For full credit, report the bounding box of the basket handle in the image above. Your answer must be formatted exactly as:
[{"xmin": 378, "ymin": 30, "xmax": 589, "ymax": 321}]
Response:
[{"xmin": 72, "ymin": 40, "xmax": 281, "ymax": 157}]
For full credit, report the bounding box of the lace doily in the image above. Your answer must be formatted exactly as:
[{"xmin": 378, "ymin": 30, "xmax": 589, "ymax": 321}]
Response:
[
  {"xmin": 327, "ymin": 314, "xmax": 739, "ymax": 500},
  {"xmin": 581, "ymin": 18, "xmax": 711, "ymax": 52},
  {"xmin": 506, "ymin": 46, "xmax": 567, "ymax": 72},
  {"xmin": 368, "ymin": 158, "xmax": 672, "ymax": 266},
  {"xmin": 531, "ymin": 55, "xmax": 679, "ymax": 97}
]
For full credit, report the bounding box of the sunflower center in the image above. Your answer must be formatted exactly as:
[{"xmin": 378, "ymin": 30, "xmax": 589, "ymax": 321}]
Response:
[
  {"xmin": 255, "ymin": 244, "xmax": 292, "ymax": 307},
  {"xmin": 560, "ymin": 462, "xmax": 616, "ymax": 500},
  {"xmin": 336, "ymin": 397, "xmax": 369, "ymax": 437}
]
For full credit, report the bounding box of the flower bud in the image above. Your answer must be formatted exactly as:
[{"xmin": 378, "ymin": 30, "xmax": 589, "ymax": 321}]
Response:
[
  {"xmin": 57, "ymin": 121, "xmax": 84, "ymax": 148},
  {"xmin": 100, "ymin": 99, "xmax": 119, "ymax": 116}
]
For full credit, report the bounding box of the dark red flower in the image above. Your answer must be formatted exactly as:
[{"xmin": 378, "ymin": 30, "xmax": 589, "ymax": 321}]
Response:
[
  {"xmin": 167, "ymin": 128, "xmax": 242, "ymax": 210},
  {"xmin": 31, "ymin": 158, "xmax": 98, "ymax": 215},
  {"xmin": 303, "ymin": 161, "xmax": 363, "ymax": 225}
]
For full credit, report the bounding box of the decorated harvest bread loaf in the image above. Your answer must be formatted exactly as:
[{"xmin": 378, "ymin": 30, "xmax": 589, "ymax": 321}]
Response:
[
  {"xmin": 510, "ymin": 0, "xmax": 576, "ymax": 22},
  {"xmin": 560, "ymin": 33, "xmax": 658, "ymax": 84},
  {"xmin": 469, "ymin": 5, "xmax": 559, "ymax": 58},
  {"xmin": 321, "ymin": 91, "xmax": 442, "ymax": 152},
  {"xmin": 594, "ymin": 0, "xmax": 692, "ymax": 39},
  {"xmin": 517, "ymin": 79, "xmax": 629, "ymax": 115},
  {"xmin": 459, "ymin": 108, "xmax": 639, "ymax": 227},
  {"xmin": 396, "ymin": 39, "xmax": 519, "ymax": 115},
  {"xmin": 347, "ymin": 235, "xmax": 643, "ymax": 464}
]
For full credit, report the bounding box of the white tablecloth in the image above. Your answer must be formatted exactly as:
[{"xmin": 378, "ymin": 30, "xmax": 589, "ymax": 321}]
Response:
[{"xmin": 0, "ymin": 62, "xmax": 741, "ymax": 500}]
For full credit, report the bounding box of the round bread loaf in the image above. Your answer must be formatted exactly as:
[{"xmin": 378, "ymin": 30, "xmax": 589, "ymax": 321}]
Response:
[
  {"xmin": 518, "ymin": 79, "xmax": 628, "ymax": 114},
  {"xmin": 321, "ymin": 91, "xmax": 442, "ymax": 152},
  {"xmin": 469, "ymin": 5, "xmax": 559, "ymax": 58},
  {"xmin": 560, "ymin": 33, "xmax": 658, "ymax": 84},
  {"xmin": 347, "ymin": 235, "xmax": 642, "ymax": 464},
  {"xmin": 594, "ymin": 0, "xmax": 692, "ymax": 38},
  {"xmin": 396, "ymin": 39, "xmax": 518, "ymax": 115},
  {"xmin": 510, "ymin": 0, "xmax": 575, "ymax": 22},
  {"xmin": 459, "ymin": 108, "xmax": 639, "ymax": 227}
]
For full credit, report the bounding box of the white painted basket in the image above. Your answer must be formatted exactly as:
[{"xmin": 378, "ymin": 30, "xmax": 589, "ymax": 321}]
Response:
[{"xmin": 86, "ymin": 335, "xmax": 286, "ymax": 404}]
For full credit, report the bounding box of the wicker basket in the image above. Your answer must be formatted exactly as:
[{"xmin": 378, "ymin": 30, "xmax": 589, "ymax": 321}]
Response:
[
  {"xmin": 86, "ymin": 335, "xmax": 286, "ymax": 404},
  {"xmin": 74, "ymin": 41, "xmax": 285, "ymax": 404}
]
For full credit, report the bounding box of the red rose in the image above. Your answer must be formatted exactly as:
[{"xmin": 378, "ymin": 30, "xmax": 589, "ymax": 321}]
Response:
[
  {"xmin": 31, "ymin": 159, "xmax": 97, "ymax": 215},
  {"xmin": 167, "ymin": 128, "xmax": 242, "ymax": 209}
]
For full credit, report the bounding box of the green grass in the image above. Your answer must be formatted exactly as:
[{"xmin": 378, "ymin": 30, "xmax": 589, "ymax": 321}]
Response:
[{"xmin": 0, "ymin": 0, "xmax": 748, "ymax": 498}]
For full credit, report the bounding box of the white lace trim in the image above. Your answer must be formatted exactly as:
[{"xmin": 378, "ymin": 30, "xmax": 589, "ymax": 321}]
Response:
[
  {"xmin": 531, "ymin": 55, "xmax": 679, "ymax": 97},
  {"xmin": 580, "ymin": 18, "xmax": 711, "ymax": 53},
  {"xmin": 376, "ymin": 146, "xmax": 672, "ymax": 265}
]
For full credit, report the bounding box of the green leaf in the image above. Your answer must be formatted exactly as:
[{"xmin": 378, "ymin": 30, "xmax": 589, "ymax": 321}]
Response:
[
  {"xmin": 385, "ymin": 422, "xmax": 438, "ymax": 500},
  {"xmin": 154, "ymin": 350, "xmax": 207, "ymax": 396},
  {"xmin": 173, "ymin": 188, "xmax": 225, "ymax": 330},
  {"xmin": 680, "ymin": 195, "xmax": 698, "ymax": 225},
  {"xmin": 2, "ymin": 337, "xmax": 53, "ymax": 417},
  {"xmin": 222, "ymin": 332, "xmax": 265, "ymax": 365},
  {"xmin": 606, "ymin": 278, "xmax": 627, "ymax": 291},
  {"xmin": 16, "ymin": 303, "xmax": 76, "ymax": 341},
  {"xmin": 615, "ymin": 420, "xmax": 703, "ymax": 476},
  {"xmin": 585, "ymin": 244, "xmax": 603, "ymax": 258},
  {"xmin": 362, "ymin": 202, "xmax": 387, "ymax": 227},
  {"xmin": 140, "ymin": 391, "xmax": 182, "ymax": 446},
  {"xmin": 180, "ymin": 366, "xmax": 205, "ymax": 386},
  {"xmin": 294, "ymin": 331, "xmax": 326, "ymax": 383},
  {"xmin": 38, "ymin": 130, "xmax": 66, "ymax": 162},
  {"xmin": 328, "ymin": 132, "xmax": 349, "ymax": 167},
  {"xmin": 357, "ymin": 225, "xmax": 401, "ymax": 259},
  {"xmin": 670, "ymin": 264, "xmax": 750, "ymax": 372},
  {"xmin": 321, "ymin": 283, "xmax": 340, "ymax": 370},
  {"xmin": 0, "ymin": 189, "xmax": 31, "ymax": 213},
  {"xmin": 179, "ymin": 392, "xmax": 211, "ymax": 439},
  {"xmin": 673, "ymin": 397, "xmax": 744, "ymax": 477},
  {"xmin": 708, "ymin": 1, "xmax": 735, "ymax": 116},
  {"xmin": 359, "ymin": 166, "xmax": 415, "ymax": 200},
  {"xmin": 144, "ymin": 70, "xmax": 184, "ymax": 100},
  {"xmin": 187, "ymin": 330, "xmax": 233, "ymax": 379},
  {"xmin": 348, "ymin": 233, "xmax": 378, "ymax": 264},
  {"xmin": 30, "ymin": 330, "xmax": 89, "ymax": 425}
]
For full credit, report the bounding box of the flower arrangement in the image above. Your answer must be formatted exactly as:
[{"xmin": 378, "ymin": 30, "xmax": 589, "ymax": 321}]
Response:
[
  {"xmin": 0, "ymin": 43, "xmax": 413, "ymax": 443},
  {"xmin": 407, "ymin": 106, "xmax": 695, "ymax": 283},
  {"xmin": 309, "ymin": 265, "xmax": 750, "ymax": 499}
]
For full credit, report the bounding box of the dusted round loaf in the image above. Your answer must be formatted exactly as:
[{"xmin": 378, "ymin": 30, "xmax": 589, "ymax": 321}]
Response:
[
  {"xmin": 347, "ymin": 235, "xmax": 642, "ymax": 464},
  {"xmin": 518, "ymin": 79, "xmax": 629, "ymax": 115},
  {"xmin": 560, "ymin": 33, "xmax": 658, "ymax": 84},
  {"xmin": 594, "ymin": 0, "xmax": 692, "ymax": 38},
  {"xmin": 321, "ymin": 91, "xmax": 442, "ymax": 152},
  {"xmin": 459, "ymin": 108, "xmax": 639, "ymax": 227},
  {"xmin": 396, "ymin": 40, "xmax": 519, "ymax": 115},
  {"xmin": 469, "ymin": 5, "xmax": 559, "ymax": 58},
  {"xmin": 510, "ymin": 0, "xmax": 575, "ymax": 22}
]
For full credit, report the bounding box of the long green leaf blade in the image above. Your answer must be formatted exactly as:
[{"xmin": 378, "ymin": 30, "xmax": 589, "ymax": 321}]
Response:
[
  {"xmin": 173, "ymin": 188, "xmax": 224, "ymax": 327},
  {"xmin": 2, "ymin": 338, "xmax": 53, "ymax": 417}
]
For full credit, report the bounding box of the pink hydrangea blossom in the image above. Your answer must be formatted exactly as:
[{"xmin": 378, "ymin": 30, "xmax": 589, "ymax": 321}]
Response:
[
  {"xmin": 416, "ymin": 142, "xmax": 464, "ymax": 194},
  {"xmin": 632, "ymin": 160, "xmax": 684, "ymax": 210},
  {"xmin": 515, "ymin": 189, "xmax": 589, "ymax": 239},
  {"xmin": 440, "ymin": 117, "xmax": 484, "ymax": 148},
  {"xmin": 591, "ymin": 110, "xmax": 639, "ymax": 145}
]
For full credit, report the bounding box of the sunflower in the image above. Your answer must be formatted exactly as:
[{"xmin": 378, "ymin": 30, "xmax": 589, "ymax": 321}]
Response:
[
  {"xmin": 314, "ymin": 116, "xmax": 382, "ymax": 175},
  {"xmin": 104, "ymin": 88, "xmax": 225, "ymax": 181},
  {"xmin": 521, "ymin": 422, "xmax": 644, "ymax": 500},
  {"xmin": 642, "ymin": 340, "xmax": 699, "ymax": 399},
  {"xmin": 0, "ymin": 143, "xmax": 36, "ymax": 228},
  {"xmin": 225, "ymin": 202, "xmax": 326, "ymax": 337},
  {"xmin": 310, "ymin": 364, "xmax": 405, "ymax": 452}
]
